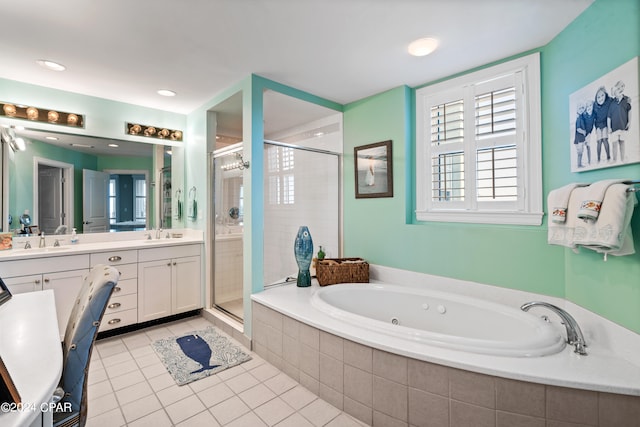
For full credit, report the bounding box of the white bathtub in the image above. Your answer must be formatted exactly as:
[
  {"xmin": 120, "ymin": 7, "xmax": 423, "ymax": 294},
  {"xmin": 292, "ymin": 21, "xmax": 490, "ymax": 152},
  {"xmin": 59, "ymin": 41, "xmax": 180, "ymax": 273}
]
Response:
[{"xmin": 310, "ymin": 283, "xmax": 566, "ymax": 357}]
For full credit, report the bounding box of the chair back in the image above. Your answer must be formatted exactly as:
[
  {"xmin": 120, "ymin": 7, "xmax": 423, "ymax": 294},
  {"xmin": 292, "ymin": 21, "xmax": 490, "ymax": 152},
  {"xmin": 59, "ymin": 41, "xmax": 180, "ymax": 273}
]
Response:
[{"xmin": 54, "ymin": 264, "xmax": 119, "ymax": 427}]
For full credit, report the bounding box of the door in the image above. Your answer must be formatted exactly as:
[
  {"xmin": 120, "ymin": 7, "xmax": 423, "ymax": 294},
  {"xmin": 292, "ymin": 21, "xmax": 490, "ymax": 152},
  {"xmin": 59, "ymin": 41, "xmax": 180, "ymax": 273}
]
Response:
[
  {"xmin": 83, "ymin": 169, "xmax": 109, "ymax": 233},
  {"xmin": 38, "ymin": 165, "xmax": 63, "ymax": 234}
]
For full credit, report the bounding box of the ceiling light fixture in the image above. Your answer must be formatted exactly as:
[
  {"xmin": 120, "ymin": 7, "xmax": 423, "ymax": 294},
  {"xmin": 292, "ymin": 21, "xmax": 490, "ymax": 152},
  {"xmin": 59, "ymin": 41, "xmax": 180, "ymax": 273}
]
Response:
[
  {"xmin": 157, "ymin": 89, "xmax": 176, "ymax": 97},
  {"xmin": 36, "ymin": 59, "xmax": 66, "ymax": 71},
  {"xmin": 108, "ymin": 143, "xmax": 119, "ymax": 148},
  {"xmin": 70, "ymin": 143, "xmax": 94, "ymax": 148},
  {"xmin": 45, "ymin": 136, "xmax": 59, "ymax": 141},
  {"xmin": 408, "ymin": 37, "xmax": 439, "ymax": 57}
]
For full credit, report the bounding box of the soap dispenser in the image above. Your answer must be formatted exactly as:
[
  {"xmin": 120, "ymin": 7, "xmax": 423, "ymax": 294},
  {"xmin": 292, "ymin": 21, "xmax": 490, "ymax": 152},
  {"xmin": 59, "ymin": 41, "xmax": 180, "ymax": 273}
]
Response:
[{"xmin": 70, "ymin": 228, "xmax": 78, "ymax": 244}]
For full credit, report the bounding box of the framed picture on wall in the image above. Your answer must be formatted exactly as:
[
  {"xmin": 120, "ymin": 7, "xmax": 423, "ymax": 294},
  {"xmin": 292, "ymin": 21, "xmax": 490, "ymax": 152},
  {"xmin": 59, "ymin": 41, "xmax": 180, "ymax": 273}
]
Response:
[
  {"xmin": 569, "ymin": 56, "xmax": 639, "ymax": 172},
  {"xmin": 354, "ymin": 140, "xmax": 393, "ymax": 198}
]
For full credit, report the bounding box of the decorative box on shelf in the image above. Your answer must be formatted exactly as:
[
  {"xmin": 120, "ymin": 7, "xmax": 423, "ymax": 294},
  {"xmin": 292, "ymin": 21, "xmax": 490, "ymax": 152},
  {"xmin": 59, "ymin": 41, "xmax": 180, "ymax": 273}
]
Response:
[{"xmin": 316, "ymin": 258, "xmax": 369, "ymax": 286}]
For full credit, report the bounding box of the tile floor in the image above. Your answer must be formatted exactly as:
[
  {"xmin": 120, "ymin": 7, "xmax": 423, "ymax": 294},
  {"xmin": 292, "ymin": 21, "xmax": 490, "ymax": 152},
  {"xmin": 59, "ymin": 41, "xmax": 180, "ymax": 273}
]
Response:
[{"xmin": 87, "ymin": 315, "xmax": 368, "ymax": 427}]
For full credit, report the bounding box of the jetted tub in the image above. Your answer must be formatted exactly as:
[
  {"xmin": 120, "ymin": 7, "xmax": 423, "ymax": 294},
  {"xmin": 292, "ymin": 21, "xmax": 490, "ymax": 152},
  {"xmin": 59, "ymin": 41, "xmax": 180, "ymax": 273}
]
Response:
[{"xmin": 310, "ymin": 283, "xmax": 566, "ymax": 357}]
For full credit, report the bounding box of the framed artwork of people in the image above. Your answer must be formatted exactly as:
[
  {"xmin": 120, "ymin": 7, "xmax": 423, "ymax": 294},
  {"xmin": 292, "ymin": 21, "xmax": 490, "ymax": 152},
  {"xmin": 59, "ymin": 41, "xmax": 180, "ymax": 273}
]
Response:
[{"xmin": 569, "ymin": 57, "xmax": 639, "ymax": 172}]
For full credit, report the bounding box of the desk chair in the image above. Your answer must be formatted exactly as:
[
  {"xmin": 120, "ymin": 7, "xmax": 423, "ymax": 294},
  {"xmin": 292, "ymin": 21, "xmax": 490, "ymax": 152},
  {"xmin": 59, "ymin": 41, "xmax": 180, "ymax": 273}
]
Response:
[{"xmin": 52, "ymin": 264, "xmax": 119, "ymax": 427}]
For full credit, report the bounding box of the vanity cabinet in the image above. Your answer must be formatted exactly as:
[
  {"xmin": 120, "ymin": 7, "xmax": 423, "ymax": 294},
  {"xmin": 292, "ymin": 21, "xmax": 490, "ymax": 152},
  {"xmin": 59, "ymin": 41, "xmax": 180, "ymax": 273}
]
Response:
[
  {"xmin": 138, "ymin": 244, "xmax": 202, "ymax": 322},
  {"xmin": 90, "ymin": 250, "xmax": 139, "ymax": 332},
  {"xmin": 0, "ymin": 254, "xmax": 90, "ymax": 337}
]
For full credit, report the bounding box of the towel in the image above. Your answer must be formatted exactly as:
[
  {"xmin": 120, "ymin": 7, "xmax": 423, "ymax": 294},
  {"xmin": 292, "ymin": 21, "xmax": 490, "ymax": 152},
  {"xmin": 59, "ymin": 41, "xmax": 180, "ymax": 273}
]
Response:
[
  {"xmin": 573, "ymin": 183, "xmax": 637, "ymax": 257},
  {"xmin": 548, "ymin": 183, "xmax": 587, "ymax": 223},
  {"xmin": 548, "ymin": 186, "xmax": 584, "ymax": 250},
  {"xmin": 576, "ymin": 179, "xmax": 626, "ymax": 222}
]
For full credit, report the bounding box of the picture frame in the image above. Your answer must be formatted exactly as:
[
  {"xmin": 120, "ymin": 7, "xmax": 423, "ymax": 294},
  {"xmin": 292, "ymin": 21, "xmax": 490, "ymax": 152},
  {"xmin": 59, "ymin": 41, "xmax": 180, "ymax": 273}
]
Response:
[
  {"xmin": 354, "ymin": 140, "xmax": 393, "ymax": 199},
  {"xmin": 569, "ymin": 57, "xmax": 639, "ymax": 172},
  {"xmin": 0, "ymin": 277, "xmax": 11, "ymax": 308},
  {"xmin": 0, "ymin": 356, "xmax": 21, "ymax": 404}
]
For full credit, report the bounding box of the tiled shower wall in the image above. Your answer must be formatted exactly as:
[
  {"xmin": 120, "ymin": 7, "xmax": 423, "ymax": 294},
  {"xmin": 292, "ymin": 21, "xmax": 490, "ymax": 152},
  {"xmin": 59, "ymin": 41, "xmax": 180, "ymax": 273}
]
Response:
[{"xmin": 252, "ymin": 301, "xmax": 640, "ymax": 427}]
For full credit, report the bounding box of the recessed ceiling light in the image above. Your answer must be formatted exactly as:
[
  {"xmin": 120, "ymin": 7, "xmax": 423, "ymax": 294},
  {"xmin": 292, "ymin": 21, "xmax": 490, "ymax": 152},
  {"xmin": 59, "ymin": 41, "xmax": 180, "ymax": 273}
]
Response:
[
  {"xmin": 108, "ymin": 143, "xmax": 119, "ymax": 148},
  {"xmin": 408, "ymin": 37, "xmax": 439, "ymax": 57},
  {"xmin": 45, "ymin": 136, "xmax": 59, "ymax": 141},
  {"xmin": 36, "ymin": 59, "xmax": 66, "ymax": 71},
  {"xmin": 70, "ymin": 143, "xmax": 94, "ymax": 148},
  {"xmin": 157, "ymin": 89, "xmax": 176, "ymax": 97}
]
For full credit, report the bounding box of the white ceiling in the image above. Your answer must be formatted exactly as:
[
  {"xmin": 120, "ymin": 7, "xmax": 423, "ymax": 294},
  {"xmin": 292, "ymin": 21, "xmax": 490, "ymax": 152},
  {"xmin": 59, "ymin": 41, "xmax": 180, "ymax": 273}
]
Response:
[{"xmin": 0, "ymin": 0, "xmax": 593, "ymax": 117}]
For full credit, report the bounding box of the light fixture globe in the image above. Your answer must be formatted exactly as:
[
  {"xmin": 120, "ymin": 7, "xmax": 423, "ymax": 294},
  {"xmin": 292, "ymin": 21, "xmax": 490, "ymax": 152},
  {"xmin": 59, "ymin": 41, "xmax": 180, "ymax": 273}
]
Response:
[{"xmin": 408, "ymin": 37, "xmax": 439, "ymax": 57}]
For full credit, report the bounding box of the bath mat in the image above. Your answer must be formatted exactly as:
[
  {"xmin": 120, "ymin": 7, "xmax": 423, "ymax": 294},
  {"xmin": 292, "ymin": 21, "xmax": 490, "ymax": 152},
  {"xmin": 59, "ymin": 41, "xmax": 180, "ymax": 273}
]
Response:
[{"xmin": 151, "ymin": 326, "xmax": 251, "ymax": 386}]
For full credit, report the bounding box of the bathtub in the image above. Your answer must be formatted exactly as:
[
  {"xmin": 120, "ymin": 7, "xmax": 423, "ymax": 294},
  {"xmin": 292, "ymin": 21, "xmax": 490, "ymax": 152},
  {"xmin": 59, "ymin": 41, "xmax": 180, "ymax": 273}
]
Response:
[{"xmin": 310, "ymin": 283, "xmax": 566, "ymax": 357}]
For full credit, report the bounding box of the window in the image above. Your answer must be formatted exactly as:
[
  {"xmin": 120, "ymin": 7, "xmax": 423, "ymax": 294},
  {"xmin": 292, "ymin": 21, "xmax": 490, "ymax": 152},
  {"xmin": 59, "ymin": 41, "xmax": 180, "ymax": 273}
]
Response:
[
  {"xmin": 108, "ymin": 178, "xmax": 117, "ymax": 224},
  {"xmin": 416, "ymin": 53, "xmax": 543, "ymax": 225},
  {"xmin": 267, "ymin": 146, "xmax": 295, "ymax": 205},
  {"xmin": 134, "ymin": 177, "xmax": 146, "ymax": 222}
]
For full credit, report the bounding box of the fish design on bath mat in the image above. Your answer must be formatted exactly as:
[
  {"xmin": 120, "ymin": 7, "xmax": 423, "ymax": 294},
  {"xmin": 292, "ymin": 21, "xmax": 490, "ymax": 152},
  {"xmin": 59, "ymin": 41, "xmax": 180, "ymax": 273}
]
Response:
[{"xmin": 176, "ymin": 334, "xmax": 221, "ymax": 374}]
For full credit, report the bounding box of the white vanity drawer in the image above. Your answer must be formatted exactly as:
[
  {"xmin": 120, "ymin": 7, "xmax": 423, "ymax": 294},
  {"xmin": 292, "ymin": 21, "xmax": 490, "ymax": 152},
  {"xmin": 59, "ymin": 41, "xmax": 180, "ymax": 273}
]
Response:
[
  {"xmin": 111, "ymin": 278, "xmax": 137, "ymax": 297},
  {"xmin": 113, "ymin": 263, "xmax": 137, "ymax": 281},
  {"xmin": 100, "ymin": 309, "xmax": 137, "ymax": 331},
  {"xmin": 104, "ymin": 293, "xmax": 137, "ymax": 314},
  {"xmin": 138, "ymin": 244, "xmax": 201, "ymax": 262},
  {"xmin": 91, "ymin": 250, "xmax": 138, "ymax": 266}
]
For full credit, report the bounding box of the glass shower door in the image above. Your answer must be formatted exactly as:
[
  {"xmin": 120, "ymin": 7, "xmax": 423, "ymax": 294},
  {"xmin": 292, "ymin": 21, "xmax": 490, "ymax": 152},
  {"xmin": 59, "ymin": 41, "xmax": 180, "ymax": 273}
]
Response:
[{"xmin": 212, "ymin": 145, "xmax": 244, "ymax": 321}]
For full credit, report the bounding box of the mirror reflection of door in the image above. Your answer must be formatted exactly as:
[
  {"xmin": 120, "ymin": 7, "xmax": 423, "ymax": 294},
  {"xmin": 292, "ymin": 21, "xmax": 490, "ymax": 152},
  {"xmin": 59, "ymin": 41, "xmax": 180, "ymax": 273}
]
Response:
[
  {"xmin": 38, "ymin": 164, "xmax": 63, "ymax": 234},
  {"xmin": 82, "ymin": 169, "xmax": 109, "ymax": 233}
]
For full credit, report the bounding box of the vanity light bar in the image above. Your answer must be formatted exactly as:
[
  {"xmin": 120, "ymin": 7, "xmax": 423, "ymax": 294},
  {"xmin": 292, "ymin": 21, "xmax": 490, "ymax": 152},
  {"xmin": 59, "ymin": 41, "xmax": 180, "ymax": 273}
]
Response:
[
  {"xmin": 1, "ymin": 102, "xmax": 84, "ymax": 128},
  {"xmin": 126, "ymin": 122, "xmax": 183, "ymax": 141}
]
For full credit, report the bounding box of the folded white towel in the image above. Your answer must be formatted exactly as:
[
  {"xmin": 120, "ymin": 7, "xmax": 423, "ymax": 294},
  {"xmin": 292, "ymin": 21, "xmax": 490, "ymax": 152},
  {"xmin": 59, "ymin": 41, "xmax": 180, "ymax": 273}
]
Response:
[
  {"xmin": 573, "ymin": 183, "xmax": 637, "ymax": 257},
  {"xmin": 576, "ymin": 179, "xmax": 626, "ymax": 222},
  {"xmin": 548, "ymin": 183, "xmax": 587, "ymax": 223}
]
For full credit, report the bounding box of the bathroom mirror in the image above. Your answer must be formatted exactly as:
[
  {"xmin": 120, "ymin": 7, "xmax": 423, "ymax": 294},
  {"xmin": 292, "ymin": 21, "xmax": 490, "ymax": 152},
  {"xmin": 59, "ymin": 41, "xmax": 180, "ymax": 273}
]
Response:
[{"xmin": 4, "ymin": 127, "xmax": 184, "ymax": 235}]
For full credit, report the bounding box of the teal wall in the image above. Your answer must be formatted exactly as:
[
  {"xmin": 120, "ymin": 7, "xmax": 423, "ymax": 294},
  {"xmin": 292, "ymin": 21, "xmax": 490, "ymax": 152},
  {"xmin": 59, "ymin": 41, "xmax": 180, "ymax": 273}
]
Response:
[{"xmin": 343, "ymin": 0, "xmax": 640, "ymax": 332}]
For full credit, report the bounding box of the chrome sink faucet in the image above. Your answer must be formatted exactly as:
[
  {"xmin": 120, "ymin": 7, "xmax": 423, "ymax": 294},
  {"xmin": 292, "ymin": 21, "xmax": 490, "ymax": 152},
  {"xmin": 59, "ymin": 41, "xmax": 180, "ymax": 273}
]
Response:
[
  {"xmin": 156, "ymin": 228, "xmax": 163, "ymax": 239},
  {"xmin": 39, "ymin": 232, "xmax": 46, "ymax": 248},
  {"xmin": 521, "ymin": 301, "xmax": 587, "ymax": 355}
]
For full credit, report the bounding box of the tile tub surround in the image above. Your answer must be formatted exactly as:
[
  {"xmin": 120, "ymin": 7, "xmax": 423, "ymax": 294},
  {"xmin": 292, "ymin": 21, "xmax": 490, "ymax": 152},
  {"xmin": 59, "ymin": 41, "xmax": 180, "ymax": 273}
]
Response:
[
  {"xmin": 251, "ymin": 266, "xmax": 640, "ymax": 396},
  {"xmin": 252, "ymin": 301, "xmax": 640, "ymax": 427}
]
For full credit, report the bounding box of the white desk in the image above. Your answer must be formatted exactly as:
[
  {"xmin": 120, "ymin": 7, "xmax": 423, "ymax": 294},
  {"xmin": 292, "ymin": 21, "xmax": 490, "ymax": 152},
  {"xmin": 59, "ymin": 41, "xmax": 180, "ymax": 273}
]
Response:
[{"xmin": 0, "ymin": 290, "xmax": 62, "ymax": 427}]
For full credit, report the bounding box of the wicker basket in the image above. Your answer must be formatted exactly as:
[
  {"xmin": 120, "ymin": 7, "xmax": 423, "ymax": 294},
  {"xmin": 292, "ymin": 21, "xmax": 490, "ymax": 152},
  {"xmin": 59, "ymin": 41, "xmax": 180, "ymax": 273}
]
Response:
[{"xmin": 315, "ymin": 258, "xmax": 369, "ymax": 286}]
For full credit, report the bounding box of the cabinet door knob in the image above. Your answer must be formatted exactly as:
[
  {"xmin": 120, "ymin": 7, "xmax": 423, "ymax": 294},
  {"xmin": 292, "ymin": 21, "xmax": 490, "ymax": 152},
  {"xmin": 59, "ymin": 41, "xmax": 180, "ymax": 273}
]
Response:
[
  {"xmin": 114, "ymin": 286, "xmax": 121, "ymax": 292},
  {"xmin": 173, "ymin": 262, "xmax": 177, "ymax": 266},
  {"xmin": 108, "ymin": 302, "xmax": 121, "ymax": 309},
  {"xmin": 107, "ymin": 319, "xmax": 121, "ymax": 325},
  {"xmin": 44, "ymin": 278, "xmax": 50, "ymax": 283},
  {"xmin": 35, "ymin": 279, "xmax": 41, "ymax": 284},
  {"xmin": 108, "ymin": 256, "xmax": 122, "ymax": 262},
  {"xmin": 167, "ymin": 262, "xmax": 172, "ymax": 267}
]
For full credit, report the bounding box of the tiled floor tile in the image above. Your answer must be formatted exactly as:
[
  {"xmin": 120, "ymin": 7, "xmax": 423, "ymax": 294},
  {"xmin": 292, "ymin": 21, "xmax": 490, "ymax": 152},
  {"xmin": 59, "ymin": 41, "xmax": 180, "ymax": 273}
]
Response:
[
  {"xmin": 238, "ymin": 383, "xmax": 277, "ymax": 409},
  {"xmin": 165, "ymin": 394, "xmax": 207, "ymax": 425},
  {"xmin": 210, "ymin": 395, "xmax": 251, "ymax": 425},
  {"xmin": 254, "ymin": 396, "xmax": 296, "ymax": 426},
  {"xmin": 176, "ymin": 409, "xmax": 221, "ymax": 427},
  {"xmin": 87, "ymin": 316, "xmax": 354, "ymax": 427},
  {"xmin": 275, "ymin": 412, "xmax": 316, "ymax": 427},
  {"xmin": 300, "ymin": 398, "xmax": 342, "ymax": 426},
  {"xmin": 281, "ymin": 386, "xmax": 318, "ymax": 410},
  {"xmin": 86, "ymin": 407, "xmax": 126, "ymax": 427},
  {"xmin": 121, "ymin": 394, "xmax": 163, "ymax": 423},
  {"xmin": 197, "ymin": 381, "xmax": 235, "ymax": 408},
  {"xmin": 127, "ymin": 409, "xmax": 173, "ymax": 427}
]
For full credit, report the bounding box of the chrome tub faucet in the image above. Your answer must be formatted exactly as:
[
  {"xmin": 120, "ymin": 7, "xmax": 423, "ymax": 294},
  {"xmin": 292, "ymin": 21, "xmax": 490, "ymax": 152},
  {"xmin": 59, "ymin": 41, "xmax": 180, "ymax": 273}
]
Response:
[{"xmin": 521, "ymin": 301, "xmax": 587, "ymax": 355}]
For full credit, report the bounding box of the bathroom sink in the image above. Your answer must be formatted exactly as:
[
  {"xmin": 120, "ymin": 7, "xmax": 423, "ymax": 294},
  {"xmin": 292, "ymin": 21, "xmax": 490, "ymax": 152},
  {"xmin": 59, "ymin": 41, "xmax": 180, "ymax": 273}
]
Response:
[{"xmin": 23, "ymin": 246, "xmax": 72, "ymax": 253}]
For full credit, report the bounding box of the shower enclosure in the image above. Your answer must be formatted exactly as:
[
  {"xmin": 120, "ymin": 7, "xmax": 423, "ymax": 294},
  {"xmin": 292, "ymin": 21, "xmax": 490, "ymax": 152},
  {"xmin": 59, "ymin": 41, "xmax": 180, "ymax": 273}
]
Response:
[{"xmin": 212, "ymin": 143, "xmax": 245, "ymax": 320}]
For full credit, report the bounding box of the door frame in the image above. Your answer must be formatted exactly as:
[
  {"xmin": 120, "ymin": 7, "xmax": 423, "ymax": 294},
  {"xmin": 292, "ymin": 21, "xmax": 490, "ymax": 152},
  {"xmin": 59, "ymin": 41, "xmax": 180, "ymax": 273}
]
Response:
[{"xmin": 33, "ymin": 157, "xmax": 74, "ymax": 233}]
